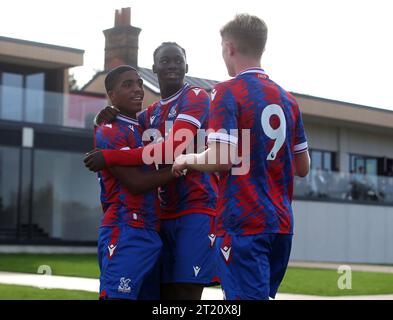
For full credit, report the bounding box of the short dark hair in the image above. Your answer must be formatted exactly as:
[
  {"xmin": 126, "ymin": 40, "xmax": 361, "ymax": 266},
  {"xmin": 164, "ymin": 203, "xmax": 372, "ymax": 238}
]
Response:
[
  {"xmin": 220, "ymin": 14, "xmax": 268, "ymax": 59},
  {"xmin": 153, "ymin": 42, "xmax": 187, "ymax": 62},
  {"xmin": 104, "ymin": 65, "xmax": 137, "ymax": 92}
]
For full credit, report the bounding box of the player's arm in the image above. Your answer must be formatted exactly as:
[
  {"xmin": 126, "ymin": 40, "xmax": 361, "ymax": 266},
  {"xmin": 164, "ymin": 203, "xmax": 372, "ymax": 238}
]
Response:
[
  {"xmin": 109, "ymin": 165, "xmax": 174, "ymax": 195},
  {"xmin": 172, "ymin": 141, "xmax": 236, "ymax": 175},
  {"xmin": 84, "ymin": 90, "xmax": 209, "ymax": 172},
  {"xmin": 172, "ymin": 84, "xmax": 238, "ymax": 175},
  {"xmin": 293, "ymin": 101, "xmax": 310, "ymax": 177},
  {"xmin": 294, "ymin": 150, "xmax": 310, "ymax": 177},
  {"xmin": 84, "ymin": 120, "xmax": 198, "ymax": 171},
  {"xmin": 93, "ymin": 106, "xmax": 120, "ymax": 126}
]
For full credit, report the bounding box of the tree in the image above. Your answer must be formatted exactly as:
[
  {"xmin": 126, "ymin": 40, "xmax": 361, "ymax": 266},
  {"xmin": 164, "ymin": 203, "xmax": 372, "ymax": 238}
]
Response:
[{"xmin": 68, "ymin": 72, "xmax": 79, "ymax": 91}]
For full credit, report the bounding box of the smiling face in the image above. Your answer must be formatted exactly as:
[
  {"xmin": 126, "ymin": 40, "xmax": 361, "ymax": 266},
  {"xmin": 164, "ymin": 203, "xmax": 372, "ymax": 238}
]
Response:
[
  {"xmin": 153, "ymin": 44, "xmax": 188, "ymax": 92},
  {"xmin": 107, "ymin": 69, "xmax": 144, "ymax": 118}
]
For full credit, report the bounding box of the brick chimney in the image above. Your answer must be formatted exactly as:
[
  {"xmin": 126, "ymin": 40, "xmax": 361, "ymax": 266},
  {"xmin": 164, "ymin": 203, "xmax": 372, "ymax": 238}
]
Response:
[{"xmin": 103, "ymin": 7, "xmax": 141, "ymax": 70}]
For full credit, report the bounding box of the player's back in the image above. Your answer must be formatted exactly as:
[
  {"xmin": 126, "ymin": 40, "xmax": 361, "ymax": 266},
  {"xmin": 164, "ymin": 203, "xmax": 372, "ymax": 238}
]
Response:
[{"xmin": 209, "ymin": 68, "xmax": 308, "ymax": 236}]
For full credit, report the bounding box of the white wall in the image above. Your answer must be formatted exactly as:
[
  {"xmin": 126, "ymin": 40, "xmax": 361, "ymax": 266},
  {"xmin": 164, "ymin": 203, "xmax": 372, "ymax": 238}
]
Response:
[
  {"xmin": 290, "ymin": 200, "xmax": 393, "ymax": 264},
  {"xmin": 303, "ymin": 121, "xmax": 393, "ymax": 172}
]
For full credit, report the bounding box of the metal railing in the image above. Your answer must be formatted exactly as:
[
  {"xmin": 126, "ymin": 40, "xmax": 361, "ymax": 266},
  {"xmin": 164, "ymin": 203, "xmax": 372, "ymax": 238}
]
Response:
[{"xmin": 294, "ymin": 169, "xmax": 393, "ymax": 205}]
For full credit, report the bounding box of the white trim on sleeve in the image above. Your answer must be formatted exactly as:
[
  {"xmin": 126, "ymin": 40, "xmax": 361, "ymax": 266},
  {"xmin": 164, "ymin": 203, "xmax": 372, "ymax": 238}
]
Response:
[
  {"xmin": 294, "ymin": 141, "xmax": 308, "ymax": 154},
  {"xmin": 177, "ymin": 114, "xmax": 202, "ymax": 128},
  {"xmin": 207, "ymin": 132, "xmax": 238, "ymax": 146}
]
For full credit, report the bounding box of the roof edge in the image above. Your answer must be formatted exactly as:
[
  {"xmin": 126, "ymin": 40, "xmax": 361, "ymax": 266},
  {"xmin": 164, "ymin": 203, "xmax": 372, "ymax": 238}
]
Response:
[{"xmin": 0, "ymin": 36, "xmax": 84, "ymax": 54}]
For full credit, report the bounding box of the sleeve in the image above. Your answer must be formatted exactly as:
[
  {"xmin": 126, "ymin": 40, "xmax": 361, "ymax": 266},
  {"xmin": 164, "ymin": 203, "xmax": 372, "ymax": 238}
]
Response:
[
  {"xmin": 95, "ymin": 125, "xmax": 131, "ymax": 151},
  {"xmin": 101, "ymin": 120, "xmax": 198, "ymax": 167},
  {"xmin": 293, "ymin": 104, "xmax": 308, "ymax": 154},
  {"xmin": 207, "ymin": 83, "xmax": 239, "ymax": 146},
  {"xmin": 176, "ymin": 87, "xmax": 210, "ymax": 129},
  {"xmin": 137, "ymin": 106, "xmax": 151, "ymax": 132}
]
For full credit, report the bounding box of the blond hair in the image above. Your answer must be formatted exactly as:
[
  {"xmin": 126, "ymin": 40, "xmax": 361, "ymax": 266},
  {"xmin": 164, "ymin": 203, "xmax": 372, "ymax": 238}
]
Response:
[{"xmin": 220, "ymin": 14, "xmax": 268, "ymax": 59}]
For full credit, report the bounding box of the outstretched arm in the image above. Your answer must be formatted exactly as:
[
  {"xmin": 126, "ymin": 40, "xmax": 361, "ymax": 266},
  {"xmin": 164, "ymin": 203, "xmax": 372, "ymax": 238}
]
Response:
[
  {"xmin": 84, "ymin": 120, "xmax": 198, "ymax": 172},
  {"xmin": 109, "ymin": 165, "xmax": 174, "ymax": 195},
  {"xmin": 172, "ymin": 141, "xmax": 235, "ymax": 176}
]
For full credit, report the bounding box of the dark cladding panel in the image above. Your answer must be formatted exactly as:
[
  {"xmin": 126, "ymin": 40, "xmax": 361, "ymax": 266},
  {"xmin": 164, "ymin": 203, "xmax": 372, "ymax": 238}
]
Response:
[
  {"xmin": 0, "ymin": 127, "xmax": 22, "ymax": 146},
  {"xmin": 34, "ymin": 131, "xmax": 94, "ymax": 153}
]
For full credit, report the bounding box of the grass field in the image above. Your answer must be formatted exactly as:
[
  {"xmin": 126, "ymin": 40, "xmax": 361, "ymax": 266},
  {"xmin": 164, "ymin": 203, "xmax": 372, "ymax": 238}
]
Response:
[
  {"xmin": 281, "ymin": 267, "xmax": 393, "ymax": 296},
  {"xmin": 1, "ymin": 254, "xmax": 393, "ymax": 298},
  {"xmin": 0, "ymin": 283, "xmax": 96, "ymax": 300},
  {"xmin": 0, "ymin": 254, "xmax": 99, "ymax": 278}
]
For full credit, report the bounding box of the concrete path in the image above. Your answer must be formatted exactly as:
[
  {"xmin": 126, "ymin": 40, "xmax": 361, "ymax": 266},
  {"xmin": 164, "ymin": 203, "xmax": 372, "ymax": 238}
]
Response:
[
  {"xmin": 0, "ymin": 246, "xmax": 391, "ymax": 274},
  {"xmin": 1, "ymin": 271, "xmax": 392, "ymax": 300},
  {"xmin": 289, "ymin": 261, "xmax": 393, "ymax": 274}
]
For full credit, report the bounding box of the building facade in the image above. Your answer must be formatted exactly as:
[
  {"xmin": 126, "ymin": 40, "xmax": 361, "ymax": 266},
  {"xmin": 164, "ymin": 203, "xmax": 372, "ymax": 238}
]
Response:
[{"xmin": 0, "ymin": 36, "xmax": 106, "ymax": 244}]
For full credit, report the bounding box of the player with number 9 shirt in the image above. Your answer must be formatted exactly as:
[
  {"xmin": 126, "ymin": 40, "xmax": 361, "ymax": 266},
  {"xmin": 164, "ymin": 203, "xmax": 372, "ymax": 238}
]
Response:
[{"xmin": 172, "ymin": 14, "xmax": 310, "ymax": 300}]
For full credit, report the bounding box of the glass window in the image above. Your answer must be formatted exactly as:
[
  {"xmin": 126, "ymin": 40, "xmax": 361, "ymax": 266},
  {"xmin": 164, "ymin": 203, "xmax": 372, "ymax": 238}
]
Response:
[
  {"xmin": 19, "ymin": 149, "xmax": 33, "ymax": 239},
  {"xmin": 366, "ymin": 158, "xmax": 377, "ymax": 176},
  {"xmin": 1, "ymin": 72, "xmax": 23, "ymax": 121},
  {"xmin": 323, "ymin": 152, "xmax": 332, "ymax": 171},
  {"xmin": 25, "ymin": 73, "xmax": 44, "ymax": 123},
  {"xmin": 0, "ymin": 146, "xmax": 20, "ymax": 236},
  {"xmin": 311, "ymin": 150, "xmax": 322, "ymax": 170},
  {"xmin": 350, "ymin": 154, "xmax": 378, "ymax": 175},
  {"xmin": 33, "ymin": 149, "xmax": 101, "ymax": 241},
  {"xmin": 354, "ymin": 157, "xmax": 363, "ymax": 173}
]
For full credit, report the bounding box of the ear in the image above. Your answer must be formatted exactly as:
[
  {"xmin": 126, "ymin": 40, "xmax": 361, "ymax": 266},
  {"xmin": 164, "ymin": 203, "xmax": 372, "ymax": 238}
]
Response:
[
  {"xmin": 228, "ymin": 41, "xmax": 236, "ymax": 56},
  {"xmin": 107, "ymin": 90, "xmax": 115, "ymax": 104},
  {"xmin": 185, "ymin": 64, "xmax": 189, "ymax": 74},
  {"xmin": 152, "ymin": 64, "xmax": 157, "ymax": 74}
]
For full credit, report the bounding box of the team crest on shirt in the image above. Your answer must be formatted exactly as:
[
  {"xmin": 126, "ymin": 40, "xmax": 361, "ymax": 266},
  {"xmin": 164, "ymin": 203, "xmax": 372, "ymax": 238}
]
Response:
[
  {"xmin": 118, "ymin": 277, "xmax": 131, "ymax": 293},
  {"xmin": 168, "ymin": 104, "xmax": 177, "ymax": 120}
]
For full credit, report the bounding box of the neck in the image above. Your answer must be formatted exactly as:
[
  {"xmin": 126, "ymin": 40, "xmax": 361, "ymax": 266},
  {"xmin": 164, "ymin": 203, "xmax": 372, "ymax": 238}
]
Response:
[
  {"xmin": 117, "ymin": 109, "xmax": 137, "ymax": 120},
  {"xmin": 159, "ymin": 82, "xmax": 184, "ymax": 99},
  {"xmin": 232, "ymin": 57, "xmax": 262, "ymax": 76}
]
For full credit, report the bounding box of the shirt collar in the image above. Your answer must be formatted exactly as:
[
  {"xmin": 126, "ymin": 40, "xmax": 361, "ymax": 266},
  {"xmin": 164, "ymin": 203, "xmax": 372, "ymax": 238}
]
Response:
[
  {"xmin": 236, "ymin": 67, "xmax": 267, "ymax": 78},
  {"xmin": 160, "ymin": 83, "xmax": 190, "ymax": 105},
  {"xmin": 116, "ymin": 114, "xmax": 139, "ymax": 125}
]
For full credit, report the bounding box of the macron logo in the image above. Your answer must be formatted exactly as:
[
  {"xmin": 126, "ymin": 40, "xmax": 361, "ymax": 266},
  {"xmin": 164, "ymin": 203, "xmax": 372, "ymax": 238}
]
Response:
[
  {"xmin": 128, "ymin": 125, "xmax": 134, "ymax": 132},
  {"xmin": 220, "ymin": 246, "xmax": 231, "ymax": 262},
  {"xmin": 208, "ymin": 233, "xmax": 216, "ymax": 247},
  {"xmin": 193, "ymin": 266, "xmax": 201, "ymax": 277},
  {"xmin": 192, "ymin": 88, "xmax": 201, "ymax": 96},
  {"xmin": 108, "ymin": 244, "xmax": 117, "ymax": 257},
  {"xmin": 150, "ymin": 115, "xmax": 156, "ymax": 125},
  {"xmin": 211, "ymin": 89, "xmax": 217, "ymax": 101},
  {"xmin": 104, "ymin": 124, "xmax": 112, "ymax": 128}
]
